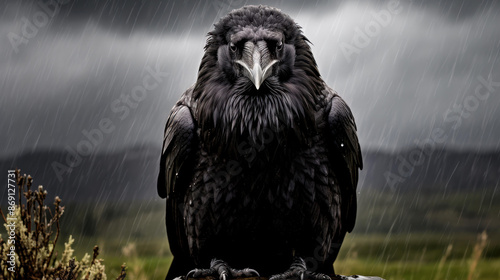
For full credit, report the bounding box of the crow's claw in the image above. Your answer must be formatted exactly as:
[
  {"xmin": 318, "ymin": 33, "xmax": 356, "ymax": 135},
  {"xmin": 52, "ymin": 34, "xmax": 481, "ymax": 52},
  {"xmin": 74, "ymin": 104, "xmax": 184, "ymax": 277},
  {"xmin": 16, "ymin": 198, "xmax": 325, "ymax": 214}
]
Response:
[
  {"xmin": 232, "ymin": 268, "xmax": 260, "ymax": 278},
  {"xmin": 187, "ymin": 268, "xmax": 215, "ymax": 279},
  {"xmin": 186, "ymin": 259, "xmax": 259, "ymax": 280},
  {"xmin": 269, "ymin": 257, "xmax": 331, "ymax": 280}
]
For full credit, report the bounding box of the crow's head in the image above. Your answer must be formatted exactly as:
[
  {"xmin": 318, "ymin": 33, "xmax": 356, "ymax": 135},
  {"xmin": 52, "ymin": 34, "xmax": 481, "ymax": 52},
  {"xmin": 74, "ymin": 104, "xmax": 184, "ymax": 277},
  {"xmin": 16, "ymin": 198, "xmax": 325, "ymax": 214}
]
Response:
[{"xmin": 193, "ymin": 5, "xmax": 324, "ymax": 157}]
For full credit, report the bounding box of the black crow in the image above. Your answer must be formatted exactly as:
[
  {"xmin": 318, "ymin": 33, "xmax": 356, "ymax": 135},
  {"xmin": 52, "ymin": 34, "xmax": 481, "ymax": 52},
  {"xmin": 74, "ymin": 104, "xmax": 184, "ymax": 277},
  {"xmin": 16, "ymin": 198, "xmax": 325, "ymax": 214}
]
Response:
[{"xmin": 157, "ymin": 5, "xmax": 362, "ymax": 280}]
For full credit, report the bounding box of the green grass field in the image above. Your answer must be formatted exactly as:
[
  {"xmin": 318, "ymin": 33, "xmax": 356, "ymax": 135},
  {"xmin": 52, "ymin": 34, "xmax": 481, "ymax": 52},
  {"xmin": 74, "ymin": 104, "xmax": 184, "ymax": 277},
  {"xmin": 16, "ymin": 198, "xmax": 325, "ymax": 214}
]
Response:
[
  {"xmin": 54, "ymin": 188, "xmax": 499, "ymax": 280},
  {"xmin": 64, "ymin": 233, "xmax": 500, "ymax": 280}
]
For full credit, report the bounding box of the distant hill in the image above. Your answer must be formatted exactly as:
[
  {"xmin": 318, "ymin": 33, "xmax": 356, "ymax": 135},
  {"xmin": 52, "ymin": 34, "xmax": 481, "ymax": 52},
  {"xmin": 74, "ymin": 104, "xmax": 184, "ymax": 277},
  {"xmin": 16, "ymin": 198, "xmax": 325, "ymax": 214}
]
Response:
[
  {"xmin": 0, "ymin": 144, "xmax": 160, "ymax": 204},
  {"xmin": 1, "ymin": 144, "xmax": 499, "ymax": 203},
  {"xmin": 359, "ymin": 147, "xmax": 500, "ymax": 192}
]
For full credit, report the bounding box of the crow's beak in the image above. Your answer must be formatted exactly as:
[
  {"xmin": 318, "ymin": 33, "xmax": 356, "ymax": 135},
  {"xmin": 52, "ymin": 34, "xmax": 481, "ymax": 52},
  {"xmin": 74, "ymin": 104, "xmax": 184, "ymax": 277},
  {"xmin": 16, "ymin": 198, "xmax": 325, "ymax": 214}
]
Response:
[{"xmin": 236, "ymin": 41, "xmax": 278, "ymax": 90}]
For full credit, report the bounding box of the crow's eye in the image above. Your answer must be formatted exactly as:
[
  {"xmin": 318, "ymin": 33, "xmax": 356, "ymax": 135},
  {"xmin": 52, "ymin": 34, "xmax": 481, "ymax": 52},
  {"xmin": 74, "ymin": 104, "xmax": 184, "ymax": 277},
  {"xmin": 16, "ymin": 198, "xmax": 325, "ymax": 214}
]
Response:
[
  {"xmin": 276, "ymin": 40, "xmax": 283, "ymax": 51},
  {"xmin": 230, "ymin": 42, "xmax": 237, "ymax": 52}
]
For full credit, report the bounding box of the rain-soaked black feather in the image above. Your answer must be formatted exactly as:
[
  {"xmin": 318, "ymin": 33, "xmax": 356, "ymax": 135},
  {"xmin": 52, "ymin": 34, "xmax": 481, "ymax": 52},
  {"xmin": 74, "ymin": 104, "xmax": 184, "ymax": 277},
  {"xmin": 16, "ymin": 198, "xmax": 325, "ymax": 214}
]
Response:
[{"xmin": 157, "ymin": 5, "xmax": 362, "ymax": 280}]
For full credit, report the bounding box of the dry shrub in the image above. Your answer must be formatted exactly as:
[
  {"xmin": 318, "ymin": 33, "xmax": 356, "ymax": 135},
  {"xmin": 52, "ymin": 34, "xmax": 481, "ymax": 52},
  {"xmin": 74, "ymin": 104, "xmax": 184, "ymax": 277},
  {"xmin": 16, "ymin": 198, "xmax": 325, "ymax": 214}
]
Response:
[{"xmin": 0, "ymin": 169, "xmax": 127, "ymax": 280}]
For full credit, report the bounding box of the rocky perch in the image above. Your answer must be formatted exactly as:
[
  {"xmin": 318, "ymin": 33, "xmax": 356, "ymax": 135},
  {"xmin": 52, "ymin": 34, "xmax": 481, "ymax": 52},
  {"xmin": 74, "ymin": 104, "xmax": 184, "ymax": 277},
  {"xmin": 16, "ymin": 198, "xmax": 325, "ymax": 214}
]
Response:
[
  {"xmin": 335, "ymin": 276, "xmax": 385, "ymax": 280},
  {"xmin": 176, "ymin": 276, "xmax": 385, "ymax": 280}
]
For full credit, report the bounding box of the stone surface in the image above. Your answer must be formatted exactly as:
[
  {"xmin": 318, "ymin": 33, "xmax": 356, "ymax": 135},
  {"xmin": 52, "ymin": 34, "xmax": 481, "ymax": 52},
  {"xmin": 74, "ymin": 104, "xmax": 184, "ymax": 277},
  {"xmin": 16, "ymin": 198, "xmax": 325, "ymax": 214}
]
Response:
[
  {"xmin": 175, "ymin": 275, "xmax": 385, "ymax": 280},
  {"xmin": 338, "ymin": 276, "xmax": 385, "ymax": 280}
]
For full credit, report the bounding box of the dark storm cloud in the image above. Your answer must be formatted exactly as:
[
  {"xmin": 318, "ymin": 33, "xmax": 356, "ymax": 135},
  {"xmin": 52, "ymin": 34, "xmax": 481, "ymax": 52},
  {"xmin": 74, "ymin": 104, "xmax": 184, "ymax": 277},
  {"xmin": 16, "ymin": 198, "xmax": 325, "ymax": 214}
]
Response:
[
  {"xmin": 4, "ymin": 0, "xmax": 495, "ymax": 33},
  {"xmin": 297, "ymin": 0, "xmax": 500, "ymax": 150},
  {"xmin": 0, "ymin": 0, "xmax": 499, "ymax": 157},
  {"xmin": 0, "ymin": 24, "xmax": 205, "ymax": 157},
  {"xmin": 416, "ymin": 0, "xmax": 497, "ymax": 20},
  {"xmin": 1, "ymin": 0, "xmax": 333, "ymax": 37}
]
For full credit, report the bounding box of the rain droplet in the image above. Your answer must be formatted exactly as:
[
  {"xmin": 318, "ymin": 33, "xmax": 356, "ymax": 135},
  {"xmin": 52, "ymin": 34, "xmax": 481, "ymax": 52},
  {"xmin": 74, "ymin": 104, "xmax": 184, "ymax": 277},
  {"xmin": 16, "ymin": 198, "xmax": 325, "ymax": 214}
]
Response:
[
  {"xmin": 189, "ymin": 199, "xmax": 193, "ymax": 206},
  {"xmin": 340, "ymin": 143, "xmax": 344, "ymax": 147}
]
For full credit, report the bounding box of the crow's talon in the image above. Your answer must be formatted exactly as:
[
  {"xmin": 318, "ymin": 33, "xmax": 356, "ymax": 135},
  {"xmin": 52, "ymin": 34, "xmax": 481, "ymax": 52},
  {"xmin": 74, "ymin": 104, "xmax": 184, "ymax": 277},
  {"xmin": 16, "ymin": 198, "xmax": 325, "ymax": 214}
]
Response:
[
  {"xmin": 187, "ymin": 268, "xmax": 215, "ymax": 279},
  {"xmin": 232, "ymin": 268, "xmax": 260, "ymax": 278},
  {"xmin": 186, "ymin": 259, "xmax": 259, "ymax": 280},
  {"xmin": 245, "ymin": 268, "xmax": 260, "ymax": 277},
  {"xmin": 270, "ymin": 257, "xmax": 331, "ymax": 280}
]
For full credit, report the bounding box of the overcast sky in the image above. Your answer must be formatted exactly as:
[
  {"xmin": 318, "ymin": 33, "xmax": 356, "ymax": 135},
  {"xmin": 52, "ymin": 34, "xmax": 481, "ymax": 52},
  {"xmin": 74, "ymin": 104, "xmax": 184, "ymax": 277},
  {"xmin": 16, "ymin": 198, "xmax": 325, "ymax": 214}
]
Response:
[{"xmin": 1, "ymin": 0, "xmax": 499, "ymax": 158}]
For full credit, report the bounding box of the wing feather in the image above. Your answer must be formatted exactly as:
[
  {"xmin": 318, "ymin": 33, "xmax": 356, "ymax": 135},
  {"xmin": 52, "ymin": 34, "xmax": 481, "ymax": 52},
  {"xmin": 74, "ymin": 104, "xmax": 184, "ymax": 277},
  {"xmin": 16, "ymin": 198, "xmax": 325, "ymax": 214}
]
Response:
[
  {"xmin": 326, "ymin": 89, "xmax": 363, "ymax": 233},
  {"xmin": 157, "ymin": 91, "xmax": 197, "ymax": 259}
]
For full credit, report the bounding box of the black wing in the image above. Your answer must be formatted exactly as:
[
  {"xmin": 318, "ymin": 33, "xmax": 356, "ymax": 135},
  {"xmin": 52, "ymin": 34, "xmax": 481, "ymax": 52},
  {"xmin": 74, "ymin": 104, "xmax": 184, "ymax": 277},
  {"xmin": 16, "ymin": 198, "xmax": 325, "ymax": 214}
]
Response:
[
  {"xmin": 326, "ymin": 89, "xmax": 363, "ymax": 233},
  {"xmin": 157, "ymin": 92, "xmax": 197, "ymax": 260}
]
